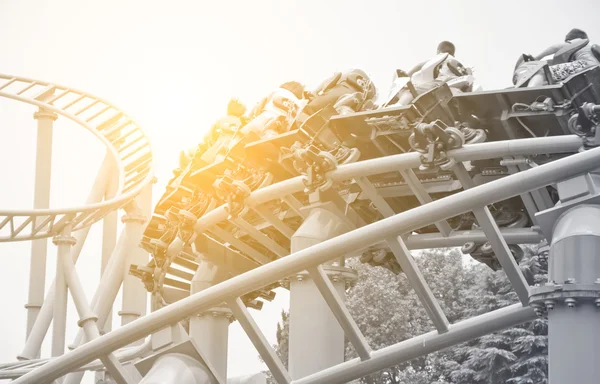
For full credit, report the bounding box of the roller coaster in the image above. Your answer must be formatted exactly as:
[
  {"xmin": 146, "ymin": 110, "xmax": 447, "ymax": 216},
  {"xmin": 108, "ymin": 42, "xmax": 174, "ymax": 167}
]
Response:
[{"xmin": 2, "ymin": 43, "xmax": 600, "ymax": 383}]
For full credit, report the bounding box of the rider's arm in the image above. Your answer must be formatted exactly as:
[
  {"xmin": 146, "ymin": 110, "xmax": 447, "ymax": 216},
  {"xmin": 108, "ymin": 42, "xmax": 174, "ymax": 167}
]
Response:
[
  {"xmin": 407, "ymin": 60, "xmax": 427, "ymax": 76},
  {"xmin": 534, "ymin": 43, "xmax": 567, "ymax": 61}
]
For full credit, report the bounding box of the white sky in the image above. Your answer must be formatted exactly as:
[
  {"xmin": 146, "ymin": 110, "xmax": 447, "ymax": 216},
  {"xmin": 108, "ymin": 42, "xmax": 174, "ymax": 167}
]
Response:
[{"xmin": 1, "ymin": 0, "xmax": 599, "ymax": 381}]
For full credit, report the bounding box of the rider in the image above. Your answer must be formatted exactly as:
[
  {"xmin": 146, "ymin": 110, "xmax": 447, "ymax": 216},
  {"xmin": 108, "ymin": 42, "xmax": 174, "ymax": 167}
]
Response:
[
  {"xmin": 391, "ymin": 41, "xmax": 469, "ymax": 106},
  {"xmin": 405, "ymin": 41, "xmax": 457, "ymax": 77},
  {"xmin": 178, "ymin": 98, "xmax": 247, "ymax": 171},
  {"xmin": 527, "ymin": 28, "xmax": 600, "ymax": 87}
]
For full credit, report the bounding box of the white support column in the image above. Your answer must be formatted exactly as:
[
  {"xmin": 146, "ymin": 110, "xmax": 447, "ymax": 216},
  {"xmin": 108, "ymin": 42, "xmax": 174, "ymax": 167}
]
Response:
[
  {"xmin": 120, "ymin": 182, "xmax": 153, "ymax": 328},
  {"xmin": 70, "ymin": 208, "xmax": 146, "ymax": 350},
  {"xmin": 58, "ymin": 227, "xmax": 135, "ymax": 384},
  {"xmin": 25, "ymin": 108, "xmax": 56, "ymax": 345},
  {"xmin": 101, "ymin": 157, "xmax": 119, "ymax": 335},
  {"xmin": 51, "ymin": 224, "xmax": 75, "ymax": 357},
  {"xmin": 138, "ymin": 354, "xmax": 213, "ymax": 384},
  {"xmin": 189, "ymin": 261, "xmax": 231, "ymax": 379},
  {"xmin": 288, "ymin": 205, "xmax": 355, "ymax": 380},
  {"xmin": 19, "ymin": 152, "xmax": 113, "ymax": 360}
]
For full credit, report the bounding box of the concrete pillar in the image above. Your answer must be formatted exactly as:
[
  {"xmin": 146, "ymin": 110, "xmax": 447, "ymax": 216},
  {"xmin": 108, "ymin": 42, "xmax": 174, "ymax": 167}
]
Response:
[
  {"xmin": 190, "ymin": 307, "xmax": 232, "ymax": 379},
  {"xmin": 138, "ymin": 353, "xmax": 213, "ymax": 384},
  {"xmin": 288, "ymin": 205, "xmax": 355, "ymax": 380},
  {"xmin": 189, "ymin": 261, "xmax": 231, "ymax": 379},
  {"xmin": 25, "ymin": 108, "xmax": 56, "ymax": 345},
  {"xmin": 288, "ymin": 266, "xmax": 357, "ymax": 380}
]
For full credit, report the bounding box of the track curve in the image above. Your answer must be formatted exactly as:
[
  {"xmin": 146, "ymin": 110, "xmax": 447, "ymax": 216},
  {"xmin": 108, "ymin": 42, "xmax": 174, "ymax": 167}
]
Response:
[{"xmin": 0, "ymin": 74, "xmax": 155, "ymax": 242}]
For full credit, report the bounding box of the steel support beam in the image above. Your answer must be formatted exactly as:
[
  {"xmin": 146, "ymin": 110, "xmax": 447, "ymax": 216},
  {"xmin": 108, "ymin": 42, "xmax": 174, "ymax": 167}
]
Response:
[
  {"xmin": 453, "ymin": 163, "xmax": 530, "ymax": 304},
  {"xmin": 386, "ymin": 236, "xmax": 449, "ymax": 333},
  {"xmin": 20, "ymin": 153, "xmax": 113, "ymax": 360},
  {"xmin": 120, "ymin": 183, "xmax": 152, "ymax": 328},
  {"xmin": 25, "ymin": 108, "xmax": 56, "ymax": 344},
  {"xmin": 15, "ymin": 143, "xmax": 600, "ymax": 384},
  {"xmin": 293, "ymin": 304, "xmax": 535, "ymax": 384},
  {"xmin": 51, "ymin": 225, "xmax": 71, "ymax": 357},
  {"xmin": 307, "ymin": 266, "xmax": 371, "ymax": 360},
  {"xmin": 101, "ymin": 155, "xmax": 119, "ymax": 335},
  {"xmin": 544, "ymin": 205, "xmax": 600, "ymax": 383},
  {"xmin": 399, "ymin": 169, "xmax": 453, "ymax": 236},
  {"xmin": 228, "ymin": 298, "xmax": 291, "ymax": 384}
]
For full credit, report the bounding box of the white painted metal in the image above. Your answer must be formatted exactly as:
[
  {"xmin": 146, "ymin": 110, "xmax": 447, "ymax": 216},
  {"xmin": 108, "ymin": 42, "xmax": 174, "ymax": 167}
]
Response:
[
  {"xmin": 138, "ymin": 354, "xmax": 213, "ymax": 384},
  {"xmin": 452, "ymin": 163, "xmax": 531, "ymax": 304},
  {"xmin": 293, "ymin": 304, "xmax": 535, "ymax": 384},
  {"xmin": 306, "ymin": 265, "xmax": 371, "ymax": 359},
  {"xmin": 120, "ymin": 184, "xmax": 152, "ymax": 328},
  {"xmin": 20, "ymin": 153, "xmax": 114, "ymax": 360},
  {"xmin": 14, "ymin": 141, "xmax": 600, "ymax": 384},
  {"xmin": 5, "ymin": 69, "xmax": 600, "ymax": 384},
  {"xmin": 386, "ymin": 236, "xmax": 450, "ymax": 333},
  {"xmin": 102, "ymin": 155, "xmax": 120, "ymax": 335},
  {"xmin": 289, "ymin": 206, "xmax": 352, "ymax": 380},
  {"xmin": 70, "ymin": 207, "xmax": 147, "ymax": 349},
  {"xmin": 228, "ymin": 298, "xmax": 291, "ymax": 384},
  {"xmin": 190, "ymin": 261, "xmax": 230, "ymax": 380},
  {"xmin": 25, "ymin": 107, "xmax": 56, "ymax": 343},
  {"xmin": 57, "ymin": 226, "xmax": 134, "ymax": 384},
  {"xmin": 0, "ymin": 73, "xmax": 154, "ymax": 383},
  {"xmin": 0, "ymin": 74, "xmax": 155, "ymax": 242},
  {"xmin": 51, "ymin": 225, "xmax": 72, "ymax": 357}
]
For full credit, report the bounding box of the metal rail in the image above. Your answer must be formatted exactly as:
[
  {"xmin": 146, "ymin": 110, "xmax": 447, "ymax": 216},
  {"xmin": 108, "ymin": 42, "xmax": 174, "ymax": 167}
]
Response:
[
  {"xmin": 0, "ymin": 74, "xmax": 155, "ymax": 241},
  {"xmin": 14, "ymin": 136, "xmax": 600, "ymax": 384}
]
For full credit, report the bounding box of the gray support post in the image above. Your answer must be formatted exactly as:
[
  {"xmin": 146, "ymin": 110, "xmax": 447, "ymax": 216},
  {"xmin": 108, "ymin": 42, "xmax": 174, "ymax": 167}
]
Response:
[{"xmin": 533, "ymin": 205, "xmax": 600, "ymax": 383}]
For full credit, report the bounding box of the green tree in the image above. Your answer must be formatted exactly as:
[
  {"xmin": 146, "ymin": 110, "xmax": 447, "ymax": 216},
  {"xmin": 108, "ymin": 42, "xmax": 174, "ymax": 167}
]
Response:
[{"xmin": 263, "ymin": 247, "xmax": 548, "ymax": 384}]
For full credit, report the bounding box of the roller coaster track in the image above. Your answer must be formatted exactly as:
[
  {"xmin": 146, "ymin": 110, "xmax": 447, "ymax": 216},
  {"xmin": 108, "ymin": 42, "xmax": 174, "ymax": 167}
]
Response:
[
  {"xmin": 11, "ymin": 133, "xmax": 599, "ymax": 383},
  {"xmin": 0, "ymin": 74, "xmax": 154, "ymax": 241},
  {"xmin": 3, "ymin": 66, "xmax": 600, "ymax": 383}
]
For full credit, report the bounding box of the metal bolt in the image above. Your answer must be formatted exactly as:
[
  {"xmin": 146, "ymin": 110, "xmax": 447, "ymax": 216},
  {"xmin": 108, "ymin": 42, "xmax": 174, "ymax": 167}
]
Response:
[
  {"xmin": 565, "ymin": 298, "xmax": 577, "ymax": 308},
  {"xmin": 544, "ymin": 300, "xmax": 555, "ymax": 310}
]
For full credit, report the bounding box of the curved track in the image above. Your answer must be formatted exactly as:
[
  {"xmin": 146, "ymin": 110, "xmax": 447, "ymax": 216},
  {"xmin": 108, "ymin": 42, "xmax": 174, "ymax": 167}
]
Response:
[
  {"xmin": 12, "ymin": 134, "xmax": 600, "ymax": 383},
  {"xmin": 0, "ymin": 74, "xmax": 155, "ymax": 241},
  {"xmin": 4, "ymin": 66, "xmax": 600, "ymax": 383}
]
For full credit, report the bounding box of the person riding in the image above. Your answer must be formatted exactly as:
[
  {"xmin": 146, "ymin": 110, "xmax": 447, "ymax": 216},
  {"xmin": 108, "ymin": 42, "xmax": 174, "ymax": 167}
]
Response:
[
  {"xmin": 177, "ymin": 98, "xmax": 247, "ymax": 172},
  {"xmin": 527, "ymin": 28, "xmax": 600, "ymax": 87},
  {"xmin": 405, "ymin": 41, "xmax": 458, "ymax": 78},
  {"xmin": 388, "ymin": 41, "xmax": 471, "ymax": 106}
]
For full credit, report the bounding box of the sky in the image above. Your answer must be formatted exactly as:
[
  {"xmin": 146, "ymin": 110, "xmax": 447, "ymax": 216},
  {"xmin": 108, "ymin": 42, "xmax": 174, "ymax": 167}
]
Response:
[{"xmin": 1, "ymin": 0, "xmax": 599, "ymax": 381}]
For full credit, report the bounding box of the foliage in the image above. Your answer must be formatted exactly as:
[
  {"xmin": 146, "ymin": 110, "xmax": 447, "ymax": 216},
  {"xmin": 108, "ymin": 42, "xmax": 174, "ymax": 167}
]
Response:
[{"xmin": 264, "ymin": 247, "xmax": 548, "ymax": 384}]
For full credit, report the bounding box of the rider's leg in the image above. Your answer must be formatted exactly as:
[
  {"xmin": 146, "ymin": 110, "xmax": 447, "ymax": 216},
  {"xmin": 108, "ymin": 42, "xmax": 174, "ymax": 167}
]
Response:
[
  {"xmin": 527, "ymin": 70, "xmax": 546, "ymax": 87},
  {"xmin": 396, "ymin": 88, "xmax": 415, "ymax": 106}
]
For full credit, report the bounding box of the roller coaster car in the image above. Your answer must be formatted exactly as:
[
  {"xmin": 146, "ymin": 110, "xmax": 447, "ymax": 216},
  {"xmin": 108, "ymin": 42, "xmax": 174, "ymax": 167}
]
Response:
[
  {"xmin": 242, "ymin": 70, "xmax": 378, "ymax": 184},
  {"xmin": 453, "ymin": 65, "xmax": 600, "ymax": 173},
  {"xmin": 330, "ymin": 83, "xmax": 458, "ymax": 159},
  {"xmin": 327, "ymin": 82, "xmax": 534, "ymax": 272}
]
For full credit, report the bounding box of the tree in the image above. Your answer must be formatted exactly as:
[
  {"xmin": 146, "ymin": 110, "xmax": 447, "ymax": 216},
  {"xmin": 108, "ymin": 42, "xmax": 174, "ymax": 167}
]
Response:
[
  {"xmin": 449, "ymin": 248, "xmax": 548, "ymax": 384},
  {"xmin": 263, "ymin": 247, "xmax": 548, "ymax": 384}
]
